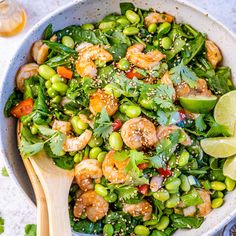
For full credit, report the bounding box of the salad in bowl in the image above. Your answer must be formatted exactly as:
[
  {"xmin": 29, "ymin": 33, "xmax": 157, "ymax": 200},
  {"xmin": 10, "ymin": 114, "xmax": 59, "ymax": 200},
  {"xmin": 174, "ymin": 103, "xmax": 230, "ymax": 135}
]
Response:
[{"xmin": 4, "ymin": 2, "xmax": 236, "ymax": 236}]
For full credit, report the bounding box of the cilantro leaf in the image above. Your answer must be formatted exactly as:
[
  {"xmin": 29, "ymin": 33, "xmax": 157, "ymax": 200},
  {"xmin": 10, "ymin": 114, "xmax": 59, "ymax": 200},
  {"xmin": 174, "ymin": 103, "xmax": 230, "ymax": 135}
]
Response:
[
  {"xmin": 49, "ymin": 132, "xmax": 66, "ymax": 156},
  {"xmin": 93, "ymin": 108, "xmax": 113, "ymax": 139},
  {"xmin": 1, "ymin": 167, "xmax": 8, "ymax": 177},
  {"xmin": 170, "ymin": 61, "xmax": 198, "ymax": 88},
  {"xmin": 37, "ymin": 125, "xmax": 56, "ymax": 136},
  {"xmin": 195, "ymin": 115, "xmax": 207, "ymax": 132},
  {"xmin": 24, "ymin": 224, "xmax": 37, "ymax": 236},
  {"xmin": 114, "ymin": 150, "xmax": 129, "ymax": 161},
  {"xmin": 19, "ymin": 139, "xmax": 45, "ymax": 157},
  {"xmin": 116, "ymin": 186, "xmax": 138, "ymax": 200}
]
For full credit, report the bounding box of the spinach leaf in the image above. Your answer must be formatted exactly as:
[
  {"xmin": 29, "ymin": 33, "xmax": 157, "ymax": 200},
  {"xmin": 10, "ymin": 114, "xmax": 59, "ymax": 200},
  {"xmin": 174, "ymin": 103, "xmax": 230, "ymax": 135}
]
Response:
[
  {"xmin": 165, "ymin": 38, "xmax": 186, "ymax": 61},
  {"xmin": 24, "ymin": 224, "xmax": 37, "ymax": 236},
  {"xmin": 4, "ymin": 89, "xmax": 23, "ymax": 117},
  {"xmin": 170, "ymin": 214, "xmax": 204, "ymax": 229},
  {"xmin": 109, "ymin": 30, "xmax": 131, "ymax": 46},
  {"xmin": 53, "ymin": 155, "xmax": 74, "ymax": 170},
  {"xmin": 73, "ymin": 219, "xmax": 102, "ymax": 234},
  {"xmin": 182, "ymin": 34, "xmax": 205, "ymax": 65},
  {"xmin": 43, "ymin": 24, "xmax": 53, "ymax": 40},
  {"xmin": 107, "ymin": 43, "xmax": 128, "ymax": 61},
  {"xmin": 45, "ymin": 55, "xmax": 71, "ymax": 68},
  {"xmin": 120, "ymin": 2, "xmax": 135, "ymax": 15}
]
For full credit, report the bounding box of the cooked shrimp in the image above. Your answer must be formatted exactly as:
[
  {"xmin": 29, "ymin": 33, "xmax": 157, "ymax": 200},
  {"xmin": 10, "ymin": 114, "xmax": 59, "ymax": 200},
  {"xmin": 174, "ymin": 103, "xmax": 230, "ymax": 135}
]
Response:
[
  {"xmin": 79, "ymin": 114, "xmax": 94, "ymax": 127},
  {"xmin": 89, "ymin": 89, "xmax": 119, "ymax": 116},
  {"xmin": 16, "ymin": 63, "xmax": 39, "ymax": 92},
  {"xmin": 205, "ymin": 40, "xmax": 222, "ymax": 68},
  {"xmin": 31, "ymin": 40, "xmax": 49, "ymax": 65},
  {"xmin": 126, "ymin": 43, "xmax": 166, "ymax": 70},
  {"xmin": 52, "ymin": 120, "xmax": 72, "ymax": 135},
  {"xmin": 63, "ymin": 129, "xmax": 92, "ymax": 152},
  {"xmin": 102, "ymin": 150, "xmax": 130, "ymax": 184},
  {"xmin": 75, "ymin": 159, "xmax": 102, "ymax": 191},
  {"xmin": 123, "ymin": 200, "xmax": 152, "ymax": 221},
  {"xmin": 144, "ymin": 12, "xmax": 174, "ymax": 26},
  {"xmin": 161, "ymin": 71, "xmax": 176, "ymax": 100},
  {"xmin": 197, "ymin": 189, "xmax": 212, "ymax": 217},
  {"xmin": 73, "ymin": 190, "xmax": 109, "ymax": 222},
  {"xmin": 121, "ymin": 117, "xmax": 158, "ymax": 150},
  {"xmin": 156, "ymin": 125, "xmax": 192, "ymax": 146},
  {"xmin": 183, "ymin": 206, "xmax": 196, "ymax": 217},
  {"xmin": 195, "ymin": 79, "xmax": 212, "ymax": 96},
  {"xmin": 76, "ymin": 45, "xmax": 113, "ymax": 78}
]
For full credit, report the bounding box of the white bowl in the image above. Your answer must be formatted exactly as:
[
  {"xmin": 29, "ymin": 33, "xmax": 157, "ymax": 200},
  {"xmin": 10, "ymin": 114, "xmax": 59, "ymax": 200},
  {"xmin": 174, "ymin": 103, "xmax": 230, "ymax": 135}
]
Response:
[{"xmin": 0, "ymin": 0, "xmax": 236, "ymax": 235}]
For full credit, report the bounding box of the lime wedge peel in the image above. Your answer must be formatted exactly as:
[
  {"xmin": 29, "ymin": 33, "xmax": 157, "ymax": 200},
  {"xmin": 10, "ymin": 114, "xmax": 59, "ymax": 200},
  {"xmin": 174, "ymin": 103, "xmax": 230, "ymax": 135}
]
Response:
[
  {"xmin": 223, "ymin": 156, "xmax": 236, "ymax": 181},
  {"xmin": 200, "ymin": 137, "xmax": 236, "ymax": 158},
  {"xmin": 179, "ymin": 95, "xmax": 217, "ymax": 114}
]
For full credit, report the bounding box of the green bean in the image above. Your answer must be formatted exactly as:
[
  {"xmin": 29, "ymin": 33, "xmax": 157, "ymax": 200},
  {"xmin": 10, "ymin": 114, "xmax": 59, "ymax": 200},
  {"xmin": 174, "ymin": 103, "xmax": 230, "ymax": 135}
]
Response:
[
  {"xmin": 45, "ymin": 80, "xmax": 52, "ymax": 89},
  {"xmin": 103, "ymin": 223, "xmax": 114, "ymax": 236},
  {"xmin": 161, "ymin": 37, "xmax": 173, "ymax": 50},
  {"xmin": 95, "ymin": 183, "xmax": 108, "ymax": 197},
  {"xmin": 39, "ymin": 64, "xmax": 56, "ymax": 80},
  {"xmin": 88, "ymin": 136, "xmax": 103, "ymax": 148},
  {"xmin": 62, "ymin": 36, "xmax": 75, "ymax": 49},
  {"xmin": 104, "ymin": 84, "xmax": 121, "ymax": 98},
  {"xmin": 211, "ymin": 198, "xmax": 223, "ymax": 209},
  {"xmin": 81, "ymin": 23, "xmax": 94, "ymax": 30},
  {"xmin": 117, "ymin": 17, "xmax": 130, "ymax": 26},
  {"xmin": 109, "ymin": 132, "xmax": 123, "ymax": 150},
  {"xmin": 153, "ymin": 190, "xmax": 170, "ymax": 202},
  {"xmin": 178, "ymin": 150, "xmax": 189, "ymax": 167},
  {"xmin": 148, "ymin": 23, "xmax": 157, "ymax": 33},
  {"xmin": 74, "ymin": 153, "xmax": 83, "ymax": 163},
  {"xmin": 165, "ymin": 177, "xmax": 181, "ymax": 191},
  {"xmin": 210, "ymin": 181, "xmax": 226, "ymax": 191},
  {"xmin": 158, "ymin": 22, "xmax": 171, "ymax": 35},
  {"xmin": 180, "ymin": 174, "xmax": 191, "ymax": 192},
  {"xmin": 97, "ymin": 151, "xmax": 107, "ymax": 163},
  {"xmin": 99, "ymin": 21, "xmax": 116, "ymax": 30},
  {"xmin": 104, "ymin": 192, "xmax": 117, "ymax": 203},
  {"xmin": 119, "ymin": 104, "xmax": 128, "ymax": 113},
  {"xmin": 47, "ymin": 87, "xmax": 58, "ymax": 98},
  {"xmin": 50, "ymin": 95, "xmax": 61, "ymax": 104},
  {"xmin": 125, "ymin": 105, "xmax": 141, "ymax": 118},
  {"xmin": 118, "ymin": 58, "xmax": 130, "ymax": 71},
  {"xmin": 89, "ymin": 147, "xmax": 102, "ymax": 159},
  {"xmin": 51, "ymin": 74, "xmax": 66, "ymax": 83},
  {"xmin": 134, "ymin": 225, "xmax": 150, "ymax": 236},
  {"xmin": 156, "ymin": 216, "xmax": 169, "ymax": 230},
  {"xmin": 123, "ymin": 27, "xmax": 139, "ymax": 36},
  {"xmin": 225, "ymin": 176, "xmax": 236, "ymax": 191},
  {"xmin": 125, "ymin": 10, "xmax": 140, "ymax": 24},
  {"xmin": 165, "ymin": 194, "xmax": 180, "ymax": 208},
  {"xmin": 31, "ymin": 124, "xmax": 38, "ymax": 135}
]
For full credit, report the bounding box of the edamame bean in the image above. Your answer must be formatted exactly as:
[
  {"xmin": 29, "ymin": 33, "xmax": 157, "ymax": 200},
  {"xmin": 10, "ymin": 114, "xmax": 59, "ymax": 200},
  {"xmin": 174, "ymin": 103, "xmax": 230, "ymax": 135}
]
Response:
[
  {"xmin": 118, "ymin": 58, "xmax": 130, "ymax": 71},
  {"xmin": 212, "ymin": 191, "xmax": 224, "ymax": 199},
  {"xmin": 178, "ymin": 150, "xmax": 189, "ymax": 167},
  {"xmin": 134, "ymin": 225, "xmax": 150, "ymax": 236},
  {"xmin": 201, "ymin": 180, "xmax": 211, "ymax": 190},
  {"xmin": 180, "ymin": 174, "xmax": 191, "ymax": 192},
  {"xmin": 153, "ymin": 40, "xmax": 159, "ymax": 47},
  {"xmin": 153, "ymin": 190, "xmax": 170, "ymax": 202},
  {"xmin": 99, "ymin": 21, "xmax": 116, "ymax": 30},
  {"xmin": 71, "ymin": 116, "xmax": 83, "ymax": 135},
  {"xmin": 39, "ymin": 65, "xmax": 56, "ymax": 80},
  {"xmin": 123, "ymin": 27, "xmax": 139, "ymax": 36},
  {"xmin": 165, "ymin": 194, "xmax": 180, "ymax": 208},
  {"xmin": 31, "ymin": 124, "xmax": 38, "ymax": 135},
  {"xmin": 168, "ymin": 187, "xmax": 179, "ymax": 194},
  {"xmin": 104, "ymin": 84, "xmax": 121, "ymax": 98},
  {"xmin": 211, "ymin": 181, "xmax": 226, "ymax": 191},
  {"xmin": 168, "ymin": 155, "xmax": 177, "ymax": 168},
  {"xmin": 211, "ymin": 198, "xmax": 223, "ymax": 209},
  {"xmin": 74, "ymin": 153, "xmax": 83, "ymax": 163},
  {"xmin": 156, "ymin": 216, "xmax": 169, "ymax": 230},
  {"xmin": 97, "ymin": 151, "xmax": 107, "ymax": 163},
  {"xmin": 172, "ymin": 169, "xmax": 181, "ymax": 178},
  {"xmin": 148, "ymin": 23, "xmax": 157, "ymax": 33},
  {"xmin": 104, "ymin": 192, "xmax": 117, "ymax": 203},
  {"xmin": 82, "ymin": 23, "xmax": 94, "ymax": 30},
  {"xmin": 225, "ymin": 176, "xmax": 236, "ymax": 191},
  {"xmin": 119, "ymin": 104, "xmax": 128, "ymax": 113},
  {"xmin": 50, "ymin": 95, "xmax": 61, "ymax": 104},
  {"xmin": 47, "ymin": 87, "xmax": 58, "ymax": 98},
  {"xmin": 95, "ymin": 183, "xmax": 108, "ymax": 197},
  {"xmin": 103, "ymin": 223, "xmax": 114, "ymax": 236},
  {"xmin": 45, "ymin": 80, "xmax": 52, "ymax": 89},
  {"xmin": 88, "ymin": 136, "xmax": 103, "ymax": 147},
  {"xmin": 51, "ymin": 74, "xmax": 66, "ymax": 83},
  {"xmin": 165, "ymin": 177, "xmax": 181, "ymax": 191},
  {"xmin": 52, "ymin": 82, "xmax": 68, "ymax": 95},
  {"xmin": 62, "ymin": 36, "xmax": 75, "ymax": 49},
  {"xmin": 89, "ymin": 147, "xmax": 102, "ymax": 159},
  {"xmin": 139, "ymin": 98, "xmax": 155, "ymax": 110},
  {"xmin": 117, "ymin": 17, "xmax": 130, "ymax": 26},
  {"xmin": 125, "ymin": 105, "xmax": 141, "ymax": 118},
  {"xmin": 161, "ymin": 37, "xmax": 173, "ymax": 50},
  {"xmin": 125, "ymin": 10, "xmax": 140, "ymax": 24},
  {"xmin": 109, "ymin": 132, "xmax": 123, "ymax": 150},
  {"xmin": 158, "ymin": 22, "xmax": 171, "ymax": 35}
]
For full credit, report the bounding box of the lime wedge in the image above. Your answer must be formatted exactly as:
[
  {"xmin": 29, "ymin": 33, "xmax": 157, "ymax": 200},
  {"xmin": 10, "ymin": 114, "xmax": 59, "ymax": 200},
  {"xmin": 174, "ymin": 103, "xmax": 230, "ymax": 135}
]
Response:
[
  {"xmin": 179, "ymin": 95, "xmax": 217, "ymax": 113},
  {"xmin": 223, "ymin": 156, "xmax": 236, "ymax": 180},
  {"xmin": 214, "ymin": 90, "xmax": 236, "ymax": 135},
  {"xmin": 200, "ymin": 137, "xmax": 236, "ymax": 158}
]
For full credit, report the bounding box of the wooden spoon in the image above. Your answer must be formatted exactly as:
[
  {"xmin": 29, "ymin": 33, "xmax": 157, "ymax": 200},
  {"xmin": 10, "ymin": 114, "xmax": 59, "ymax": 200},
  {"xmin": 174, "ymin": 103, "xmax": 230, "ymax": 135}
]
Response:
[{"xmin": 17, "ymin": 122, "xmax": 49, "ymax": 236}]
